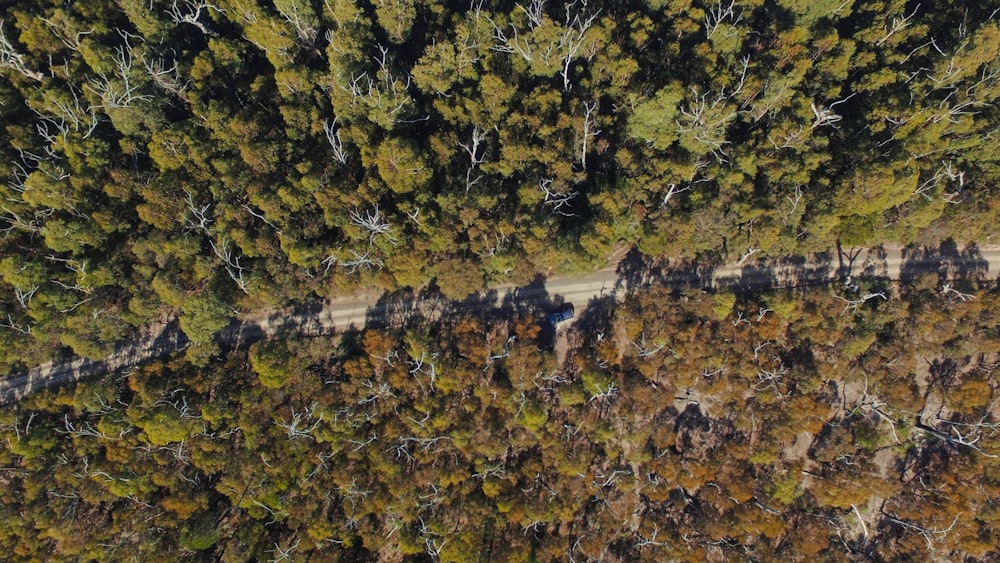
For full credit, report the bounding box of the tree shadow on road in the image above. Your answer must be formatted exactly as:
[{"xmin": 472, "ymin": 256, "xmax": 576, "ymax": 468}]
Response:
[
  {"xmin": 615, "ymin": 248, "xmax": 665, "ymax": 291},
  {"xmin": 258, "ymin": 300, "xmax": 332, "ymax": 342},
  {"xmin": 499, "ymin": 274, "xmax": 551, "ymax": 320},
  {"xmin": 900, "ymin": 240, "xmax": 990, "ymax": 284},
  {"xmin": 365, "ymin": 287, "xmax": 429, "ymax": 329},
  {"xmin": 715, "ymin": 263, "xmax": 779, "ymax": 292},
  {"xmin": 616, "ymin": 248, "xmax": 706, "ymax": 292},
  {"xmin": 710, "ymin": 252, "xmax": 846, "ymax": 292},
  {"xmin": 615, "ymin": 248, "xmax": 846, "ymax": 294},
  {"xmin": 774, "ymin": 251, "xmax": 838, "ymax": 288}
]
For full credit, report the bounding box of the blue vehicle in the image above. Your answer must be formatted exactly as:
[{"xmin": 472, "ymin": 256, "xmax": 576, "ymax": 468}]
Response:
[{"xmin": 548, "ymin": 304, "xmax": 574, "ymax": 325}]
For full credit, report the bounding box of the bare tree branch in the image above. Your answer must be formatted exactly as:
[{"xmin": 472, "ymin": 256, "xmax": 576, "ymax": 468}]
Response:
[
  {"xmin": 275, "ymin": 404, "xmax": 323, "ymax": 440},
  {"xmin": 836, "ymin": 290, "xmax": 887, "ymax": 314},
  {"xmin": 704, "ymin": 0, "xmax": 743, "ymax": 40},
  {"xmin": 210, "ymin": 237, "xmax": 249, "ymax": 293},
  {"xmin": 322, "ymin": 118, "xmax": 348, "ymax": 164},
  {"xmin": 875, "ymin": 3, "xmax": 921, "ymax": 47},
  {"xmin": 166, "ymin": 0, "xmax": 225, "ymax": 36},
  {"xmin": 940, "ymin": 284, "xmax": 974, "ymax": 302},
  {"xmin": 0, "ymin": 20, "xmax": 44, "ymax": 81},
  {"xmin": 811, "ymin": 94, "xmax": 856, "ymax": 129},
  {"xmin": 182, "ymin": 189, "xmax": 212, "ymax": 233},
  {"xmin": 580, "ymin": 100, "xmax": 600, "ymax": 170},
  {"xmin": 538, "ymin": 178, "xmax": 577, "ymax": 217},
  {"xmin": 86, "ymin": 42, "xmax": 153, "ymax": 109}
]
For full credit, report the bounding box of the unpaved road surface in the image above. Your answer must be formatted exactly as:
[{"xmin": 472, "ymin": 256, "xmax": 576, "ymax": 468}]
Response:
[{"xmin": 2, "ymin": 243, "xmax": 997, "ymax": 406}]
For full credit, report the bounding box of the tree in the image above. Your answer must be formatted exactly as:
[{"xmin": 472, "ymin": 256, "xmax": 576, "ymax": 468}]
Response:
[
  {"xmin": 179, "ymin": 291, "xmax": 231, "ymax": 344},
  {"xmin": 374, "ymin": 0, "xmax": 417, "ymax": 44},
  {"xmin": 374, "ymin": 137, "xmax": 432, "ymax": 195}
]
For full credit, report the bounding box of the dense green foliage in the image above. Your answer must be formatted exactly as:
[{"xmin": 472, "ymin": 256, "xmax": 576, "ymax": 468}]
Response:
[
  {"xmin": 2, "ymin": 0, "xmax": 1000, "ymax": 365},
  {"xmin": 3, "ymin": 1, "xmax": 1000, "ymax": 560},
  {"xmin": 2, "ymin": 277, "xmax": 999, "ymax": 560}
]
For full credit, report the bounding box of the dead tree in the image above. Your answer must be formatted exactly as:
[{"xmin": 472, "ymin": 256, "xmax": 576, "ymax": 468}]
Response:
[
  {"xmin": 518, "ymin": 0, "xmax": 546, "ymax": 30},
  {"xmin": 358, "ymin": 378, "xmax": 395, "ymax": 406},
  {"xmin": 322, "ymin": 118, "xmax": 348, "ymax": 164},
  {"xmin": 856, "ymin": 375, "xmax": 902, "ymax": 444},
  {"xmin": 51, "ymin": 276, "xmax": 93, "ymax": 296},
  {"xmin": 415, "ymin": 484, "xmax": 444, "ymax": 508},
  {"xmin": 538, "ymin": 178, "xmax": 578, "ymax": 216},
  {"xmin": 350, "ymin": 204, "xmax": 397, "ymax": 244},
  {"xmin": 166, "ymin": 0, "xmax": 224, "ymax": 36},
  {"xmin": 755, "ymin": 366, "xmax": 787, "ymax": 395},
  {"xmin": 731, "ymin": 311, "xmax": 752, "ymax": 327},
  {"xmin": 142, "ymin": 55, "xmax": 190, "ymax": 96},
  {"xmin": 7, "ymin": 157, "xmax": 30, "ymax": 196},
  {"xmin": 704, "ymin": 0, "xmax": 742, "ymax": 40},
  {"xmin": 659, "ymin": 183, "xmax": 693, "ymax": 209},
  {"xmin": 0, "ymin": 20, "xmax": 44, "ymax": 81},
  {"xmin": 183, "ymin": 190, "xmax": 212, "ymax": 233},
  {"xmin": 675, "ymin": 88, "xmax": 737, "ymax": 161},
  {"xmin": 875, "ymin": 3, "xmax": 921, "ymax": 47},
  {"xmin": 836, "ymin": 290, "xmax": 888, "ymax": 314},
  {"xmin": 330, "ymin": 43, "xmax": 413, "ymax": 127},
  {"xmin": 210, "ymin": 237, "xmax": 249, "ymax": 293},
  {"xmin": 456, "ymin": 25, "xmax": 481, "ymax": 71},
  {"xmin": 882, "ymin": 509, "xmax": 960, "ymax": 549},
  {"xmin": 915, "ymin": 161, "xmax": 964, "ymax": 203},
  {"xmin": 459, "ymin": 126, "xmax": 488, "ymax": 167},
  {"xmin": 472, "ymin": 461, "xmax": 506, "ymax": 480},
  {"xmin": 487, "ymin": 18, "xmax": 535, "ymax": 63},
  {"xmin": 46, "ymin": 256, "xmax": 94, "ymax": 305},
  {"xmin": 40, "ymin": 16, "xmax": 92, "ymax": 53},
  {"xmin": 587, "ymin": 382, "xmax": 618, "ymax": 405},
  {"xmin": 407, "ymin": 351, "xmax": 439, "ymax": 393},
  {"xmin": 916, "ymin": 408, "xmax": 1000, "ymax": 459},
  {"xmin": 399, "ymin": 436, "xmax": 452, "ymax": 455},
  {"xmin": 781, "ymin": 185, "xmax": 804, "ymax": 225},
  {"xmin": 811, "ymin": 94, "xmax": 856, "ymax": 129},
  {"xmin": 483, "ymin": 335, "xmax": 516, "ymax": 371},
  {"xmin": 241, "ymin": 203, "xmax": 282, "ymax": 234},
  {"xmin": 459, "ymin": 127, "xmax": 487, "ymax": 193},
  {"xmin": 558, "ymin": 7, "xmax": 600, "ymax": 91},
  {"xmin": 347, "ymin": 433, "xmax": 378, "ymax": 452},
  {"xmin": 940, "ymin": 284, "xmax": 974, "ymax": 302},
  {"xmin": 632, "ymin": 332, "xmax": 665, "ymax": 358},
  {"xmin": 87, "ymin": 40, "xmax": 153, "ymax": 109},
  {"xmin": 275, "ymin": 404, "xmax": 323, "ymax": 440},
  {"xmin": 267, "ymin": 538, "xmax": 300, "ymax": 563},
  {"xmin": 58, "ymin": 415, "xmax": 109, "ymax": 439},
  {"xmin": 277, "ymin": 2, "xmax": 317, "ymax": 44},
  {"xmin": 660, "ymin": 159, "xmax": 712, "ymax": 208},
  {"xmin": 533, "ymin": 370, "xmax": 569, "ymax": 392},
  {"xmin": 322, "ymin": 249, "xmax": 384, "ymax": 275},
  {"xmin": 736, "ymin": 247, "xmax": 760, "ymax": 266},
  {"xmin": 769, "ymin": 125, "xmax": 807, "ymax": 150},
  {"xmin": 0, "ymin": 206, "xmax": 44, "ymax": 234},
  {"xmin": 580, "ymin": 100, "xmax": 600, "ymax": 169}
]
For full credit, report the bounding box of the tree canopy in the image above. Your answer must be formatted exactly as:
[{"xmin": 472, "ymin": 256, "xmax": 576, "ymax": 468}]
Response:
[
  {"xmin": 2, "ymin": 0, "xmax": 1000, "ymax": 560},
  {"xmin": 2, "ymin": 276, "xmax": 1000, "ymax": 560},
  {"xmin": 1, "ymin": 0, "xmax": 999, "ymax": 357}
]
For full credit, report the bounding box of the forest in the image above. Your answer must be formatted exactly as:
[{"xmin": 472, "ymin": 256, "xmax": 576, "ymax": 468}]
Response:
[
  {"xmin": 1, "ymin": 0, "xmax": 1000, "ymax": 367},
  {"xmin": 1, "ymin": 0, "xmax": 1000, "ymax": 560},
  {"xmin": 1, "ymin": 276, "xmax": 999, "ymax": 560}
]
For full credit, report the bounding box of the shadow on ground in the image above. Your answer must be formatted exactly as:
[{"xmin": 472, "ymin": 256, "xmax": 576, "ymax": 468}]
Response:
[
  {"xmin": 615, "ymin": 247, "xmax": 845, "ymax": 294},
  {"xmin": 900, "ymin": 240, "xmax": 990, "ymax": 283},
  {"xmin": 4, "ymin": 242, "xmax": 997, "ymax": 407}
]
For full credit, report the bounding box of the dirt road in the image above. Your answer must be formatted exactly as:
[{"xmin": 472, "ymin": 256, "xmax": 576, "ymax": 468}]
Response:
[{"xmin": 2, "ymin": 243, "xmax": 997, "ymax": 406}]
